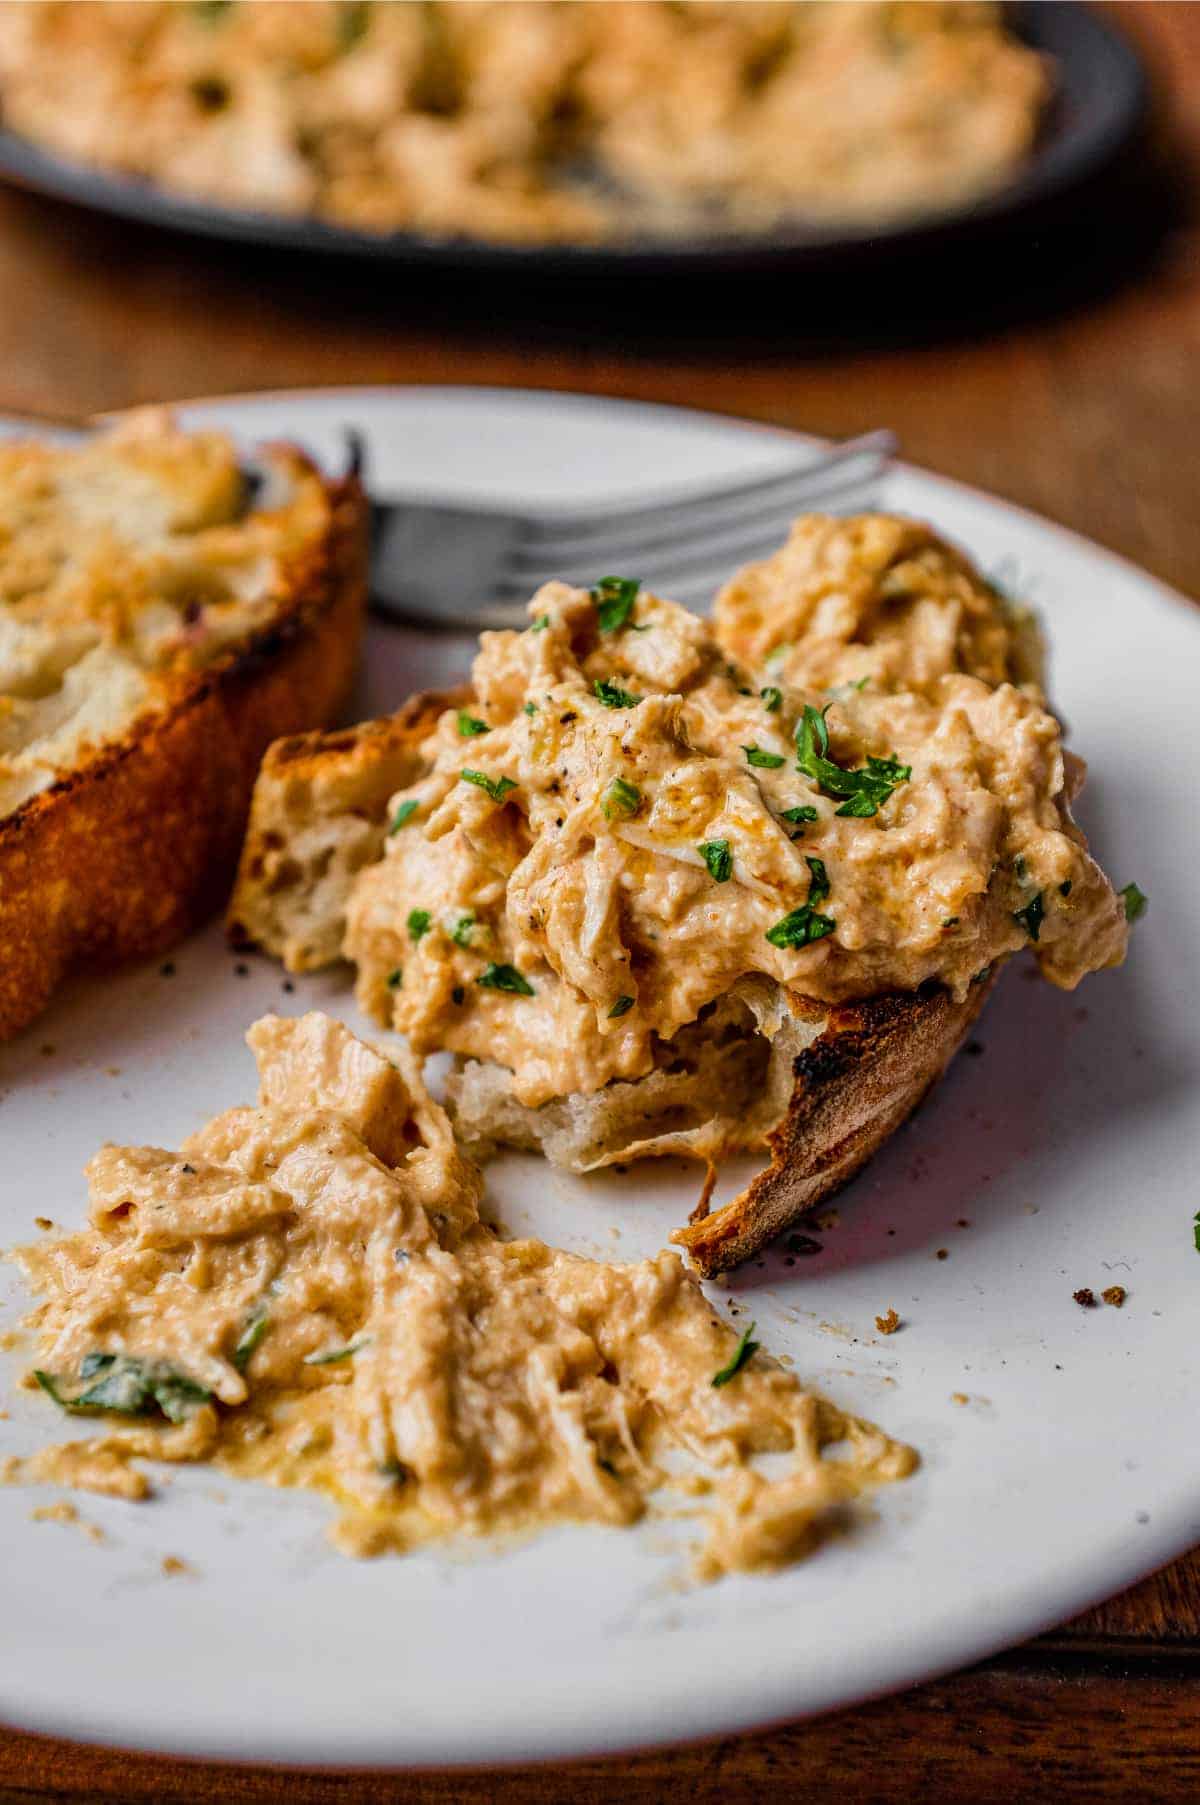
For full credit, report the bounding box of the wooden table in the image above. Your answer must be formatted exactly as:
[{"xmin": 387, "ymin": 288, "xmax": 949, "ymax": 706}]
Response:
[{"xmin": 1, "ymin": 4, "xmax": 1198, "ymax": 1798}]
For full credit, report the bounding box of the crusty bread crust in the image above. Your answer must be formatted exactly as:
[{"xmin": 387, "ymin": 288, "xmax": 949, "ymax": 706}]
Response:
[
  {"xmin": 227, "ymin": 687, "xmax": 466, "ymax": 972},
  {"xmin": 673, "ymin": 973, "xmax": 998, "ymax": 1276},
  {"xmin": 0, "ymin": 456, "xmax": 367, "ymax": 1040}
]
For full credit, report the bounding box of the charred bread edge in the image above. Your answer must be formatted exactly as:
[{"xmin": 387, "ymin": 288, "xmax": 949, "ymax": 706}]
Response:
[
  {"xmin": 673, "ymin": 970, "xmax": 1000, "ymax": 1277},
  {"xmin": 0, "ymin": 452, "xmax": 368, "ymax": 1039}
]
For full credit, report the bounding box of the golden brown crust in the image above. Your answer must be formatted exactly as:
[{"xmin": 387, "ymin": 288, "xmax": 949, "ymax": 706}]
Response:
[
  {"xmin": 0, "ymin": 460, "xmax": 368, "ymax": 1040},
  {"xmin": 672, "ymin": 972, "xmax": 999, "ymax": 1277},
  {"xmin": 226, "ymin": 686, "xmax": 467, "ymax": 970}
]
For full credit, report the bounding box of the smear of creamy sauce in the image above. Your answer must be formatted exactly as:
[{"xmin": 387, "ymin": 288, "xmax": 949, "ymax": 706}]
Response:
[
  {"xmin": 6, "ymin": 1013, "xmax": 914, "ymax": 1579},
  {"xmin": 344, "ymin": 572, "xmax": 1126, "ymax": 1108}
]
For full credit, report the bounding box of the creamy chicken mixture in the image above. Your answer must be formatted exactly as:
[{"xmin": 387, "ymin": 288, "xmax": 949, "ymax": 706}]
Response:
[
  {"xmin": 715, "ymin": 512, "xmax": 1045, "ymax": 696},
  {"xmin": 345, "ymin": 566, "xmax": 1126, "ymax": 1110},
  {"xmin": 6, "ymin": 1012, "xmax": 913, "ymax": 1574},
  {"xmin": 0, "ymin": 2, "xmax": 1049, "ymax": 244},
  {"xmin": 0, "ymin": 410, "xmax": 333, "ymax": 817}
]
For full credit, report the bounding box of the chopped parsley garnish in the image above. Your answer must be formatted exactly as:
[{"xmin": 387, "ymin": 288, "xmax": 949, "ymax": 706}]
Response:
[
  {"xmin": 593, "ymin": 677, "xmax": 641, "ymax": 710},
  {"xmin": 602, "ymin": 777, "xmax": 641, "ymax": 820},
  {"xmin": 388, "ymin": 799, "xmax": 419, "ymax": 834},
  {"xmin": 1121, "ymin": 881, "xmax": 1148, "ymax": 923},
  {"xmin": 386, "ymin": 967, "xmax": 402, "ymax": 990},
  {"xmin": 304, "ymin": 1334, "xmax": 369, "ymax": 1367},
  {"xmin": 763, "ymin": 855, "xmax": 834, "ymax": 948},
  {"xmin": 531, "ymin": 614, "xmax": 550, "ymax": 632},
  {"xmin": 942, "ymin": 916, "xmax": 960, "ymax": 928},
  {"xmin": 1194, "ymin": 1210, "xmax": 1200, "ymax": 1255},
  {"xmin": 232, "ymin": 1311, "xmax": 269, "ymax": 1374},
  {"xmin": 699, "ymin": 839, "xmax": 733, "ymax": 883},
  {"xmin": 450, "ymin": 913, "xmax": 475, "ymax": 947},
  {"xmin": 456, "ymin": 711, "xmax": 490, "ymax": 738},
  {"xmin": 780, "ymin": 804, "xmax": 818, "ymax": 826},
  {"xmin": 407, "ymin": 909, "xmax": 431, "ymax": 943},
  {"xmin": 743, "ymin": 744, "xmax": 785, "ymax": 770},
  {"xmin": 763, "ymin": 644, "xmax": 792, "ymax": 674},
  {"xmin": 461, "ymin": 769, "xmax": 517, "ymax": 803},
  {"xmin": 608, "ymin": 995, "xmax": 635, "ymax": 1018},
  {"xmin": 711, "ymin": 1321, "xmax": 760, "ymax": 1388},
  {"xmin": 760, "ymin": 686, "xmax": 782, "ymax": 713},
  {"xmin": 805, "ymin": 855, "xmax": 830, "ymax": 908},
  {"xmin": 477, "ymin": 962, "xmax": 535, "ymax": 996},
  {"xmin": 523, "ymin": 701, "xmax": 538, "ymax": 715},
  {"xmin": 35, "ymin": 1354, "xmax": 212, "ymax": 1423},
  {"xmin": 795, "ymin": 704, "xmax": 910, "ymax": 818},
  {"xmin": 592, "ymin": 576, "xmax": 640, "ymax": 633},
  {"xmin": 1013, "ymin": 892, "xmax": 1045, "ymax": 941}
]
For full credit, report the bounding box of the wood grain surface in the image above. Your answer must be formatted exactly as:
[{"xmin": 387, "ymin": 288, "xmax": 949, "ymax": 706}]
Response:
[{"xmin": 1, "ymin": 3, "xmax": 1198, "ymax": 1798}]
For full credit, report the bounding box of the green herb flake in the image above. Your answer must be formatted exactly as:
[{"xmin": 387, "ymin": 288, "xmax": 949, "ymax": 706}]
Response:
[
  {"xmin": 743, "ymin": 744, "xmax": 785, "ymax": 770},
  {"xmin": 699, "ymin": 839, "xmax": 733, "ymax": 883},
  {"xmin": 766, "ymin": 906, "xmax": 836, "ymax": 949},
  {"xmin": 1194, "ymin": 1211, "xmax": 1200, "ymax": 1255},
  {"xmin": 530, "ymin": 614, "xmax": 550, "ymax": 632},
  {"xmin": 450, "ymin": 913, "xmax": 475, "ymax": 947},
  {"xmin": 461, "ymin": 769, "xmax": 517, "ymax": 804},
  {"xmin": 456, "ymin": 711, "xmax": 490, "ymax": 738},
  {"xmin": 795, "ymin": 703, "xmax": 910, "ymax": 818},
  {"xmin": 388, "ymin": 799, "xmax": 419, "ymax": 835},
  {"xmin": 805, "ymin": 855, "xmax": 830, "ymax": 908},
  {"xmin": 780, "ymin": 804, "xmax": 819, "ymax": 826},
  {"xmin": 190, "ymin": 0, "xmax": 232, "ymax": 21},
  {"xmin": 593, "ymin": 677, "xmax": 641, "ymax": 710},
  {"xmin": 942, "ymin": 916, "xmax": 960, "ymax": 928},
  {"xmin": 602, "ymin": 777, "xmax": 641, "ymax": 820},
  {"xmin": 1120, "ymin": 881, "xmax": 1148, "ymax": 923},
  {"xmin": 477, "ymin": 962, "xmax": 535, "ymax": 996},
  {"xmin": 760, "ymin": 686, "xmax": 782, "ymax": 713},
  {"xmin": 232, "ymin": 1311, "xmax": 269, "ymax": 1374},
  {"xmin": 386, "ymin": 967, "xmax": 403, "ymax": 990},
  {"xmin": 592, "ymin": 576, "xmax": 641, "ymax": 633},
  {"xmin": 304, "ymin": 1334, "xmax": 369, "ymax": 1368},
  {"xmin": 1013, "ymin": 892, "xmax": 1045, "ymax": 942},
  {"xmin": 608, "ymin": 995, "xmax": 635, "ymax": 1018},
  {"xmin": 711, "ymin": 1321, "xmax": 760, "ymax": 1388},
  {"xmin": 523, "ymin": 701, "xmax": 538, "ymax": 716},
  {"xmin": 36, "ymin": 1354, "xmax": 212, "ymax": 1423},
  {"xmin": 407, "ymin": 909, "xmax": 431, "ymax": 943}
]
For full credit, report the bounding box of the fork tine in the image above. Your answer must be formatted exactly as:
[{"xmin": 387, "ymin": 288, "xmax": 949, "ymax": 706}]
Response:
[
  {"xmin": 507, "ymin": 448, "xmax": 892, "ymax": 576},
  {"xmin": 493, "ymin": 473, "xmax": 887, "ymax": 601},
  {"xmin": 515, "ymin": 429, "xmax": 895, "ymax": 548}
]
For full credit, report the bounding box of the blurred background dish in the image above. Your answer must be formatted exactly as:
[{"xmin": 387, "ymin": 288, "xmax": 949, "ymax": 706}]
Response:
[{"xmin": 0, "ymin": 1, "xmax": 1144, "ymax": 276}]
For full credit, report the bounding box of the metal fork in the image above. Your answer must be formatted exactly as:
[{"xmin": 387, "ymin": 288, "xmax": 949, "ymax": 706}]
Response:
[{"xmin": 364, "ymin": 427, "xmax": 896, "ymax": 630}]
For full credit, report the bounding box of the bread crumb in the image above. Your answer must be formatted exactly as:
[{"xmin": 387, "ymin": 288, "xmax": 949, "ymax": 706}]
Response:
[
  {"xmin": 1073, "ymin": 1287, "xmax": 1097, "ymax": 1308},
  {"xmin": 950, "ymin": 1392, "xmax": 969, "ymax": 1406},
  {"xmin": 814, "ymin": 1209, "xmax": 840, "ymax": 1232},
  {"xmin": 1102, "ymin": 1285, "xmax": 1127, "ymax": 1308},
  {"xmin": 161, "ymin": 1555, "xmax": 192, "ymax": 1577},
  {"xmin": 34, "ymin": 1216, "xmax": 52, "ymax": 1231},
  {"xmin": 874, "ymin": 1308, "xmax": 901, "ymax": 1335}
]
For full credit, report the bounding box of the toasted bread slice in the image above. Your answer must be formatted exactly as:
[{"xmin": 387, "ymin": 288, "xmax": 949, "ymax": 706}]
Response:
[
  {"xmin": 230, "ymin": 684, "xmax": 1002, "ymax": 1274},
  {"xmin": 0, "ymin": 414, "xmax": 368, "ymax": 1039},
  {"xmin": 227, "ymin": 689, "xmax": 465, "ymax": 974}
]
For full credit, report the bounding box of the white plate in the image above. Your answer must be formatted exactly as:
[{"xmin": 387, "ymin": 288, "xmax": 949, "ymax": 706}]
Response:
[{"xmin": 1, "ymin": 387, "xmax": 1196, "ymax": 1768}]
